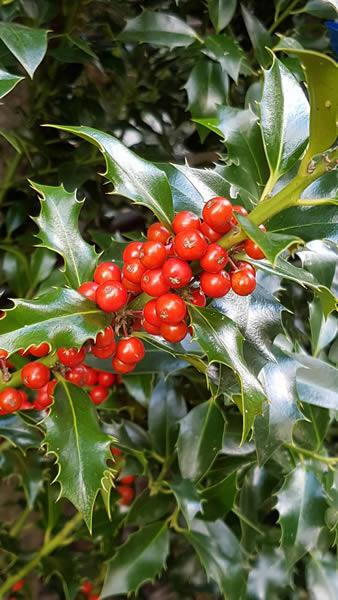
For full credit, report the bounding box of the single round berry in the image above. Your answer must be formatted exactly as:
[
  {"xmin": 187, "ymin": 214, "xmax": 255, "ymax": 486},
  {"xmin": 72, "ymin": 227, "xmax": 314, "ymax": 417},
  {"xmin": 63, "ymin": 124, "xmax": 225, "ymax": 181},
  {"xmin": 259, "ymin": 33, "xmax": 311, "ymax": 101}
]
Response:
[
  {"xmin": 86, "ymin": 368, "xmax": 98, "ymax": 386},
  {"xmin": 21, "ymin": 362, "xmax": 50, "ymax": 389},
  {"xmin": 172, "ymin": 211, "xmax": 200, "ymax": 234},
  {"xmin": 78, "ymin": 281, "xmax": 99, "ymax": 302},
  {"xmin": 200, "ymin": 221, "xmax": 222, "ymax": 242},
  {"xmin": 96, "ymin": 326, "xmax": 114, "ymax": 348},
  {"xmin": 96, "ymin": 281, "xmax": 128, "ymax": 312},
  {"xmin": 34, "ymin": 390, "xmax": 53, "ymax": 410},
  {"xmin": 80, "ymin": 581, "xmax": 93, "ymax": 595},
  {"xmin": 121, "ymin": 274, "xmax": 142, "ymax": 294},
  {"xmin": 235, "ymin": 261, "xmax": 256, "ymax": 275},
  {"xmin": 202, "ymin": 196, "xmax": 233, "ymax": 233},
  {"xmin": 91, "ymin": 343, "xmax": 116, "ymax": 359},
  {"xmin": 139, "ymin": 241, "xmax": 167, "ymax": 269},
  {"xmin": 200, "ymin": 243, "xmax": 228, "ymax": 273},
  {"xmin": 112, "ymin": 357, "xmax": 136, "ymax": 374},
  {"xmin": 142, "ymin": 319, "xmax": 161, "ymax": 335},
  {"xmin": 160, "ymin": 321, "xmax": 188, "ymax": 343},
  {"xmin": 141, "ymin": 269, "xmax": 170, "ymax": 297},
  {"xmin": 90, "ymin": 385, "xmax": 109, "ymax": 405},
  {"xmin": 0, "ymin": 387, "xmax": 22, "ymax": 413},
  {"xmin": 116, "ymin": 337, "xmax": 145, "ymax": 364},
  {"xmin": 57, "ymin": 347, "xmax": 86, "ymax": 368},
  {"xmin": 111, "ymin": 446, "xmax": 122, "ymax": 457},
  {"xmin": 94, "ymin": 262, "xmax": 121, "ymax": 284},
  {"xmin": 18, "ymin": 390, "xmax": 31, "ymax": 410},
  {"xmin": 156, "ymin": 293, "xmax": 187, "ymax": 324},
  {"xmin": 119, "ymin": 475, "xmax": 135, "ymax": 485},
  {"xmin": 11, "ymin": 579, "xmax": 25, "ymax": 592},
  {"xmin": 29, "ymin": 343, "xmax": 50, "ymax": 357},
  {"xmin": 200, "ymin": 271, "xmax": 231, "ymax": 298},
  {"xmin": 143, "ymin": 299, "xmax": 161, "ymax": 326},
  {"xmin": 162, "ymin": 258, "xmax": 192, "ymax": 288},
  {"xmin": 122, "ymin": 259, "xmax": 146, "ymax": 284},
  {"xmin": 244, "ymin": 239, "xmax": 265, "ymax": 260},
  {"xmin": 173, "ymin": 230, "xmax": 208, "ymax": 261},
  {"xmin": 190, "ymin": 288, "xmax": 206, "ymax": 307},
  {"xmin": 117, "ymin": 485, "xmax": 135, "ymax": 505},
  {"xmin": 97, "ymin": 371, "xmax": 116, "ymax": 387},
  {"xmin": 147, "ymin": 222, "xmax": 171, "ymax": 244},
  {"xmin": 122, "ymin": 241, "xmax": 143, "ymax": 262},
  {"xmin": 66, "ymin": 365, "xmax": 90, "ymax": 386},
  {"xmin": 231, "ymin": 269, "xmax": 257, "ymax": 296}
]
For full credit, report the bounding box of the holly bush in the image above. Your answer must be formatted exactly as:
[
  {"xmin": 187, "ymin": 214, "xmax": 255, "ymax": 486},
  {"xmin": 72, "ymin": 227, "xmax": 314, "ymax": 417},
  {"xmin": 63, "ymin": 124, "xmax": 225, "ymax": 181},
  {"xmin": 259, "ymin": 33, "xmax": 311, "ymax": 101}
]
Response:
[{"xmin": 0, "ymin": 1, "xmax": 338, "ymax": 599}]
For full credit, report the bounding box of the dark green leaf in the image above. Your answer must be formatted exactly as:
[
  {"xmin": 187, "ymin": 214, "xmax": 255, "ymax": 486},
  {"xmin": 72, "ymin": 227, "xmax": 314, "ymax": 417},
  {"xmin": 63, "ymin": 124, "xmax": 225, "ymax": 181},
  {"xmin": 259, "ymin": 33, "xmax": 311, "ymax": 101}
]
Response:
[
  {"xmin": 208, "ymin": 0, "xmax": 237, "ymax": 32},
  {"xmin": 184, "ymin": 57, "xmax": 229, "ymax": 122},
  {"xmin": 148, "ymin": 378, "xmax": 186, "ymax": 457},
  {"xmin": 123, "ymin": 373, "xmax": 153, "ymax": 407},
  {"xmin": 6, "ymin": 448, "xmax": 43, "ymax": 508},
  {"xmin": 247, "ymin": 548, "xmax": 289, "ymax": 600},
  {"xmin": 296, "ymin": 354, "xmax": 338, "ymax": 410},
  {"xmin": 170, "ymin": 479, "xmax": 202, "ymax": 528},
  {"xmin": 0, "ymin": 67, "xmax": 23, "ymax": 98},
  {"xmin": 0, "ymin": 22, "xmax": 48, "ymax": 77},
  {"xmin": 44, "ymin": 379, "xmax": 114, "ymax": 531},
  {"xmin": 118, "ymin": 11, "xmax": 200, "ymax": 48},
  {"xmin": 0, "ymin": 413, "xmax": 42, "ymax": 453},
  {"xmin": 304, "ymin": 0, "xmax": 338, "ymax": 19},
  {"xmin": 306, "ymin": 551, "xmax": 338, "ymax": 599},
  {"xmin": 0, "ymin": 288, "xmax": 110, "ymax": 356},
  {"xmin": 126, "ymin": 489, "xmax": 173, "ymax": 526},
  {"xmin": 237, "ymin": 214, "xmax": 302, "ymax": 263},
  {"xmin": 276, "ymin": 465, "xmax": 327, "ymax": 566},
  {"xmin": 29, "ymin": 248, "xmax": 57, "ymax": 289},
  {"xmin": 102, "ymin": 522, "xmax": 169, "ymax": 597},
  {"xmin": 241, "ymin": 5, "xmax": 273, "ymax": 67},
  {"xmin": 32, "ymin": 183, "xmax": 98, "ymax": 288},
  {"xmin": 268, "ymin": 205, "xmax": 338, "ymax": 243},
  {"xmin": 103, "ymin": 419, "xmax": 150, "ymax": 453},
  {"xmin": 177, "ymin": 401, "xmax": 225, "ymax": 481},
  {"xmin": 202, "ymin": 471, "xmax": 237, "ymax": 520},
  {"xmin": 48, "ymin": 125, "xmax": 174, "ymax": 227},
  {"xmin": 204, "ymin": 34, "xmax": 246, "ymax": 82}
]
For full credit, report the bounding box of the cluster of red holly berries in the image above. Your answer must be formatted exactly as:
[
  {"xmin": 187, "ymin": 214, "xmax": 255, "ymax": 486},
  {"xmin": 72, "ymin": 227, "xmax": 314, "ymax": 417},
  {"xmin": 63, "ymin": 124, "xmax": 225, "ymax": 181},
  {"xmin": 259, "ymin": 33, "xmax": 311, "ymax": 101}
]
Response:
[
  {"xmin": 79, "ymin": 579, "xmax": 100, "ymax": 600},
  {"xmin": 111, "ymin": 446, "xmax": 136, "ymax": 506}
]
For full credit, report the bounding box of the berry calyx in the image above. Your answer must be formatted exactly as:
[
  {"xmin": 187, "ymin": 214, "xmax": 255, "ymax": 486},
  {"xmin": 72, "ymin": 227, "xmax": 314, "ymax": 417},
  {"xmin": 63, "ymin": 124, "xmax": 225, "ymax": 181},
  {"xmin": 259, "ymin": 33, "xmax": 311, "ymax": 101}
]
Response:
[
  {"xmin": 96, "ymin": 281, "xmax": 128, "ymax": 312},
  {"xmin": 141, "ymin": 268, "xmax": 170, "ymax": 297},
  {"xmin": 78, "ymin": 281, "xmax": 99, "ymax": 302},
  {"xmin": 147, "ymin": 222, "xmax": 171, "ymax": 244},
  {"xmin": 94, "ymin": 262, "xmax": 121, "ymax": 284},
  {"xmin": 112, "ymin": 357, "xmax": 136, "ymax": 374},
  {"xmin": 116, "ymin": 337, "xmax": 145, "ymax": 364},
  {"xmin": 200, "ymin": 271, "xmax": 231, "ymax": 298},
  {"xmin": 89, "ymin": 385, "xmax": 109, "ymax": 405},
  {"xmin": 244, "ymin": 239, "xmax": 265, "ymax": 260},
  {"xmin": 29, "ymin": 342, "xmax": 50, "ymax": 357},
  {"xmin": 202, "ymin": 196, "xmax": 233, "ymax": 233},
  {"xmin": 57, "ymin": 347, "xmax": 86, "ymax": 367},
  {"xmin": 156, "ymin": 293, "xmax": 187, "ymax": 324},
  {"xmin": 139, "ymin": 241, "xmax": 167, "ymax": 269},
  {"xmin": 172, "ymin": 210, "xmax": 200, "ymax": 233},
  {"xmin": 0, "ymin": 387, "xmax": 22, "ymax": 413},
  {"xmin": 200, "ymin": 243, "xmax": 228, "ymax": 273},
  {"xmin": 21, "ymin": 362, "xmax": 50, "ymax": 389},
  {"xmin": 173, "ymin": 229, "xmax": 208, "ymax": 261},
  {"xmin": 231, "ymin": 269, "xmax": 257, "ymax": 296},
  {"xmin": 162, "ymin": 257, "xmax": 192, "ymax": 288},
  {"xmin": 160, "ymin": 321, "xmax": 188, "ymax": 343}
]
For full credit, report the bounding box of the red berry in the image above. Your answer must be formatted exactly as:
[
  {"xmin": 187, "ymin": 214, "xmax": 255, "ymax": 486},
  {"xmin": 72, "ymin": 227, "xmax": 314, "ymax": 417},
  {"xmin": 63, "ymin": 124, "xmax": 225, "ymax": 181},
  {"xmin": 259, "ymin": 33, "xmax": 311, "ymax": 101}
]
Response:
[
  {"xmin": 122, "ymin": 259, "xmax": 146, "ymax": 284},
  {"xmin": 0, "ymin": 387, "xmax": 22, "ymax": 413},
  {"xmin": 231, "ymin": 205, "xmax": 248, "ymax": 225},
  {"xmin": 139, "ymin": 241, "xmax": 167, "ymax": 269},
  {"xmin": 89, "ymin": 385, "xmax": 109, "ymax": 405},
  {"xmin": 97, "ymin": 371, "xmax": 116, "ymax": 387},
  {"xmin": 0, "ymin": 349, "xmax": 8, "ymax": 359},
  {"xmin": 112, "ymin": 357, "xmax": 136, "ymax": 374},
  {"xmin": 173, "ymin": 230, "xmax": 208, "ymax": 261},
  {"xmin": 142, "ymin": 319, "xmax": 161, "ymax": 335},
  {"xmin": 121, "ymin": 274, "xmax": 142, "ymax": 294},
  {"xmin": 202, "ymin": 197, "xmax": 233, "ymax": 233},
  {"xmin": 160, "ymin": 321, "xmax": 188, "ymax": 343},
  {"xmin": 117, "ymin": 485, "xmax": 135, "ymax": 505},
  {"xmin": 156, "ymin": 293, "xmax": 186, "ymax": 324},
  {"xmin": 17, "ymin": 390, "xmax": 32, "ymax": 410},
  {"xmin": 119, "ymin": 475, "xmax": 135, "ymax": 485},
  {"xmin": 47, "ymin": 379, "xmax": 57, "ymax": 398},
  {"xmin": 200, "ymin": 243, "xmax": 228, "ymax": 273},
  {"xmin": 143, "ymin": 299, "xmax": 161, "ymax": 326},
  {"xmin": 96, "ymin": 326, "xmax": 114, "ymax": 348},
  {"xmin": 141, "ymin": 269, "xmax": 170, "ymax": 297},
  {"xmin": 86, "ymin": 368, "xmax": 98, "ymax": 386},
  {"xmin": 147, "ymin": 222, "xmax": 171, "ymax": 244},
  {"xmin": 111, "ymin": 447, "xmax": 122, "ymax": 457},
  {"xmin": 80, "ymin": 581, "xmax": 93, "ymax": 595},
  {"xmin": 244, "ymin": 239, "xmax": 265, "ymax": 260},
  {"xmin": 94, "ymin": 262, "xmax": 121, "ymax": 284},
  {"xmin": 200, "ymin": 271, "xmax": 231, "ymax": 298},
  {"xmin": 190, "ymin": 288, "xmax": 206, "ymax": 307},
  {"xmin": 91, "ymin": 343, "xmax": 116, "ymax": 359},
  {"xmin": 116, "ymin": 337, "xmax": 145, "ymax": 364},
  {"xmin": 162, "ymin": 257, "xmax": 192, "ymax": 288},
  {"xmin": 235, "ymin": 261, "xmax": 256, "ymax": 275},
  {"xmin": 231, "ymin": 269, "xmax": 257, "ymax": 296},
  {"xmin": 96, "ymin": 281, "xmax": 128, "ymax": 312},
  {"xmin": 78, "ymin": 281, "xmax": 99, "ymax": 302},
  {"xmin": 66, "ymin": 365, "xmax": 90, "ymax": 386},
  {"xmin": 172, "ymin": 211, "xmax": 200, "ymax": 233},
  {"xmin": 34, "ymin": 390, "xmax": 53, "ymax": 410},
  {"xmin": 11, "ymin": 580, "xmax": 25, "ymax": 592},
  {"xmin": 200, "ymin": 221, "xmax": 222, "ymax": 242},
  {"xmin": 57, "ymin": 347, "xmax": 86, "ymax": 367},
  {"xmin": 123, "ymin": 241, "xmax": 143, "ymax": 262},
  {"xmin": 88, "ymin": 594, "xmax": 100, "ymax": 600},
  {"xmin": 29, "ymin": 343, "xmax": 50, "ymax": 357},
  {"xmin": 21, "ymin": 362, "xmax": 50, "ymax": 389}
]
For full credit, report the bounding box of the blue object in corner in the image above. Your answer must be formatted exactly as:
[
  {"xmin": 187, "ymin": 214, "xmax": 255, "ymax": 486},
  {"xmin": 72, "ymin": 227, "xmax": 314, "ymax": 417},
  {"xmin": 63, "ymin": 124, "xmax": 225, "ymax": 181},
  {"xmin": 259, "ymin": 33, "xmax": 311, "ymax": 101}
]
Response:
[{"xmin": 326, "ymin": 20, "xmax": 338, "ymax": 56}]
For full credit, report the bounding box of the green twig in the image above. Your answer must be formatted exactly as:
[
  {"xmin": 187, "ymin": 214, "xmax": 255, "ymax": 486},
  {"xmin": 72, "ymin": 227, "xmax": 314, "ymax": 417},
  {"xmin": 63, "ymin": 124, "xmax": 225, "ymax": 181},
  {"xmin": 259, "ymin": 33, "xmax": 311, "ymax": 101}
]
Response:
[
  {"xmin": 269, "ymin": 0, "xmax": 302, "ymax": 33},
  {"xmin": 285, "ymin": 443, "xmax": 338, "ymax": 465}
]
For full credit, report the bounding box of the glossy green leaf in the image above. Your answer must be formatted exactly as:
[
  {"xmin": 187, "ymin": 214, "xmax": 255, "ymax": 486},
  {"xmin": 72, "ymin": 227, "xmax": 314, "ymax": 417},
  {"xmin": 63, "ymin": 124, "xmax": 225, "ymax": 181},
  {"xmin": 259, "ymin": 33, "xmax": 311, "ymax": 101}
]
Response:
[
  {"xmin": 304, "ymin": 0, "xmax": 338, "ymax": 20},
  {"xmin": 202, "ymin": 471, "xmax": 237, "ymax": 520},
  {"xmin": 44, "ymin": 379, "xmax": 114, "ymax": 531},
  {"xmin": 296, "ymin": 354, "xmax": 338, "ymax": 410},
  {"xmin": 118, "ymin": 11, "xmax": 200, "ymax": 48},
  {"xmin": 204, "ymin": 34, "xmax": 246, "ymax": 82},
  {"xmin": 148, "ymin": 378, "xmax": 186, "ymax": 457},
  {"xmin": 47, "ymin": 125, "xmax": 174, "ymax": 227},
  {"xmin": 0, "ymin": 414, "xmax": 42, "ymax": 453},
  {"xmin": 241, "ymin": 5, "xmax": 273, "ymax": 67},
  {"xmin": 0, "ymin": 22, "xmax": 48, "ymax": 78},
  {"xmin": 260, "ymin": 56, "xmax": 309, "ymax": 184},
  {"xmin": 306, "ymin": 551, "xmax": 338, "ymax": 599},
  {"xmin": 268, "ymin": 204, "xmax": 338, "ymax": 244},
  {"xmin": 177, "ymin": 401, "xmax": 225, "ymax": 481},
  {"xmin": 102, "ymin": 522, "xmax": 169, "ymax": 597},
  {"xmin": 126, "ymin": 489, "xmax": 173, "ymax": 526},
  {"xmin": 185, "ymin": 520, "xmax": 247, "ymax": 599},
  {"xmin": 29, "ymin": 248, "xmax": 57, "ymax": 289},
  {"xmin": 247, "ymin": 548, "xmax": 289, "ymax": 600},
  {"xmin": 0, "ymin": 288, "xmax": 110, "ymax": 356},
  {"xmin": 32, "ymin": 183, "xmax": 98, "ymax": 288},
  {"xmin": 6, "ymin": 448, "xmax": 43, "ymax": 508},
  {"xmin": 123, "ymin": 373, "xmax": 153, "ymax": 407},
  {"xmin": 208, "ymin": 0, "xmax": 237, "ymax": 32},
  {"xmin": 170, "ymin": 479, "xmax": 202, "ymax": 528},
  {"xmin": 189, "ymin": 305, "xmax": 266, "ymax": 440},
  {"xmin": 0, "ymin": 68, "xmax": 24, "ymax": 98},
  {"xmin": 276, "ymin": 465, "xmax": 327, "ymax": 566},
  {"xmin": 237, "ymin": 214, "xmax": 302, "ymax": 264},
  {"xmin": 103, "ymin": 419, "xmax": 150, "ymax": 454},
  {"xmin": 184, "ymin": 57, "xmax": 229, "ymax": 122}
]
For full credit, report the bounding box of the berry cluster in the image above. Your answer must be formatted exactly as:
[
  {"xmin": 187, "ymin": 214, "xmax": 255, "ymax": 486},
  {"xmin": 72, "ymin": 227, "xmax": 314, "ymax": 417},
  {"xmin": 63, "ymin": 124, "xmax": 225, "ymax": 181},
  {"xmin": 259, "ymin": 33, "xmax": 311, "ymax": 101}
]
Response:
[{"xmin": 80, "ymin": 580, "xmax": 100, "ymax": 600}]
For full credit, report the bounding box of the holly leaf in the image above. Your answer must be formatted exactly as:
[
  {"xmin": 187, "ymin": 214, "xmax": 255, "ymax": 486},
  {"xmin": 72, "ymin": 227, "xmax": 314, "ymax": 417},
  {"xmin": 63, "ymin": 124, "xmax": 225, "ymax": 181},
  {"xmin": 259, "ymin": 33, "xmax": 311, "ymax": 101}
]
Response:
[
  {"xmin": 268, "ymin": 205, "xmax": 338, "ymax": 242},
  {"xmin": 237, "ymin": 214, "xmax": 302, "ymax": 264},
  {"xmin": 306, "ymin": 551, "xmax": 338, "ymax": 599},
  {"xmin": 148, "ymin": 378, "xmax": 186, "ymax": 457},
  {"xmin": 31, "ymin": 183, "xmax": 98, "ymax": 288},
  {"xmin": 177, "ymin": 401, "xmax": 225, "ymax": 481},
  {"xmin": 204, "ymin": 34, "xmax": 246, "ymax": 83},
  {"xmin": 0, "ymin": 414, "xmax": 42, "ymax": 453},
  {"xmin": 295, "ymin": 354, "xmax": 338, "ymax": 410},
  {"xmin": 202, "ymin": 472, "xmax": 237, "ymax": 520},
  {"xmin": 188, "ymin": 305, "xmax": 266, "ymax": 441},
  {"xmin": 184, "ymin": 57, "xmax": 229, "ymax": 123},
  {"xmin": 44, "ymin": 378, "xmax": 114, "ymax": 532},
  {"xmin": 241, "ymin": 5, "xmax": 273, "ymax": 67},
  {"xmin": 208, "ymin": 0, "xmax": 237, "ymax": 33},
  {"xmin": 126, "ymin": 489, "xmax": 173, "ymax": 527},
  {"xmin": 102, "ymin": 521, "xmax": 169, "ymax": 597},
  {"xmin": 260, "ymin": 56, "xmax": 309, "ymax": 186},
  {"xmin": 304, "ymin": 0, "xmax": 338, "ymax": 18},
  {"xmin": 0, "ymin": 288, "xmax": 111, "ymax": 356},
  {"xmin": 170, "ymin": 479, "xmax": 203, "ymax": 528},
  {"xmin": 47, "ymin": 125, "xmax": 174, "ymax": 228},
  {"xmin": 247, "ymin": 548, "xmax": 289, "ymax": 600},
  {"xmin": 117, "ymin": 11, "xmax": 200, "ymax": 48},
  {"xmin": 185, "ymin": 520, "xmax": 247, "ymax": 599},
  {"xmin": 123, "ymin": 373, "xmax": 153, "ymax": 407},
  {"xmin": 0, "ymin": 68, "xmax": 24, "ymax": 98},
  {"xmin": 0, "ymin": 22, "xmax": 48, "ymax": 78},
  {"xmin": 6, "ymin": 448, "xmax": 43, "ymax": 508},
  {"xmin": 276, "ymin": 465, "xmax": 327, "ymax": 566}
]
